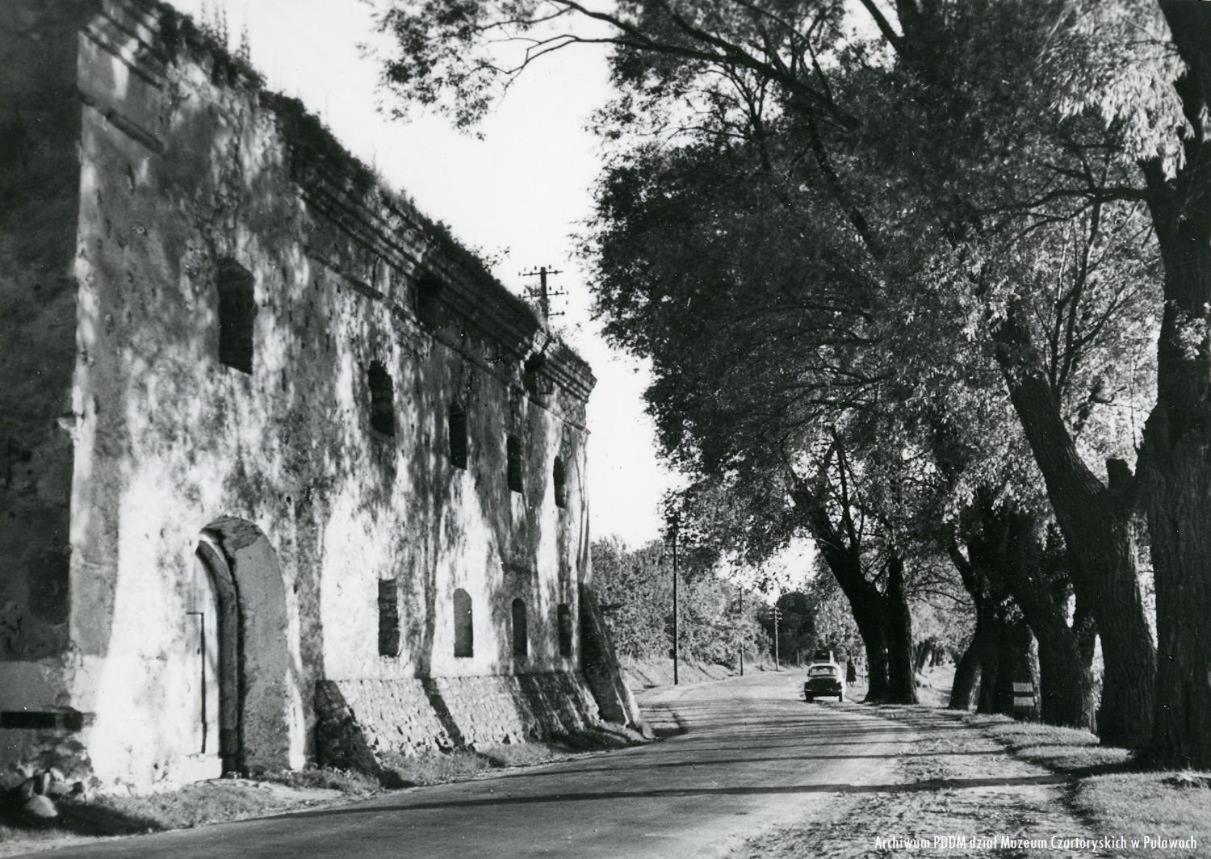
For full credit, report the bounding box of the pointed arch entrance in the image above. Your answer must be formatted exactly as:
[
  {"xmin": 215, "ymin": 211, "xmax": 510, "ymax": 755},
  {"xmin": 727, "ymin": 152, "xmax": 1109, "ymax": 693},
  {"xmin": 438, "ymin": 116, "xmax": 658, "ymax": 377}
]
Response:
[{"xmin": 194, "ymin": 517, "xmax": 301, "ymax": 774}]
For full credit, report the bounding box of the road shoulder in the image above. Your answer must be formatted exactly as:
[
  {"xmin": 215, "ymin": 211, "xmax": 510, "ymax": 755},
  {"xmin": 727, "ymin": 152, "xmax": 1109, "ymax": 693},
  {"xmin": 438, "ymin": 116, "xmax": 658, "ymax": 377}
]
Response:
[{"xmin": 733, "ymin": 705, "xmax": 1100, "ymax": 858}]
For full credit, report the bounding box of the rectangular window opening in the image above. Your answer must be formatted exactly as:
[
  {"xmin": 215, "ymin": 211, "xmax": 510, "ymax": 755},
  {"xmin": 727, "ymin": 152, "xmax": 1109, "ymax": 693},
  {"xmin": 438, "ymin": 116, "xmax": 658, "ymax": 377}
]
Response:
[
  {"xmin": 449, "ymin": 403, "xmax": 468, "ymax": 469},
  {"xmin": 507, "ymin": 434, "xmax": 523, "ymax": 494},
  {"xmin": 378, "ymin": 578, "xmax": 401, "ymax": 657},
  {"xmin": 557, "ymin": 604, "xmax": 574, "ymax": 658},
  {"xmin": 217, "ymin": 260, "xmax": 255, "ymax": 373}
]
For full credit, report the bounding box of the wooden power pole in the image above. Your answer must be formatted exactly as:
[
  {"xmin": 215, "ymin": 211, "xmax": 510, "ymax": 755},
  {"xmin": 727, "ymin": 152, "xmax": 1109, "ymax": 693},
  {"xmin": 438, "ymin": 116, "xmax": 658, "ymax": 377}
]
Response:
[{"xmin": 671, "ymin": 513, "xmax": 680, "ymax": 686}]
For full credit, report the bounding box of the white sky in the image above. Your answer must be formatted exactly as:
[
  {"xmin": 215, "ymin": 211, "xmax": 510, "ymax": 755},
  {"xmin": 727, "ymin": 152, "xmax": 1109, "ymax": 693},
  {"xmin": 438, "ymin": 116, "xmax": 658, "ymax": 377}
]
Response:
[{"xmin": 173, "ymin": 0, "xmax": 678, "ymax": 547}]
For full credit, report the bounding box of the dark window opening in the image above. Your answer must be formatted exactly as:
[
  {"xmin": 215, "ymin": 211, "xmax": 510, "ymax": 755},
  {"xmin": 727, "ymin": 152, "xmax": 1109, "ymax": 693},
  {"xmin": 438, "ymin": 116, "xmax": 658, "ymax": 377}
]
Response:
[
  {"xmin": 448, "ymin": 402, "xmax": 468, "ymax": 469},
  {"xmin": 0, "ymin": 711, "xmax": 87, "ymax": 731},
  {"xmin": 511, "ymin": 598, "xmax": 528, "ymax": 660},
  {"xmin": 557, "ymin": 604, "xmax": 573, "ymax": 658},
  {"xmin": 553, "ymin": 457, "xmax": 568, "ymax": 509},
  {"xmin": 367, "ymin": 361, "xmax": 396, "ymax": 438},
  {"xmin": 506, "ymin": 434, "xmax": 523, "ymax": 493},
  {"xmin": 378, "ymin": 578, "xmax": 400, "ymax": 657},
  {"xmin": 217, "ymin": 260, "xmax": 255, "ymax": 373},
  {"xmin": 523, "ymin": 354, "xmax": 551, "ymax": 400},
  {"xmin": 416, "ymin": 275, "xmax": 443, "ymax": 328},
  {"xmin": 453, "ymin": 588, "xmax": 473, "ymax": 658}
]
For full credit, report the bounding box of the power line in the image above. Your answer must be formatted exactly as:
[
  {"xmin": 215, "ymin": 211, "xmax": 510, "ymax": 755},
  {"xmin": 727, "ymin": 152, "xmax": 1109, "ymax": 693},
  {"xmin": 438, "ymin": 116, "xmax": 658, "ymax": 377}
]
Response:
[{"xmin": 520, "ymin": 266, "xmax": 567, "ymax": 323}]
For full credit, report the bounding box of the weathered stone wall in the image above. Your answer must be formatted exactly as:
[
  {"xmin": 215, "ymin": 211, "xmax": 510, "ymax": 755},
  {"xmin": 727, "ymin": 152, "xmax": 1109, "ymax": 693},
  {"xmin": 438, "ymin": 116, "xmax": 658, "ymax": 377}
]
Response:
[
  {"xmin": 1, "ymin": 0, "xmax": 607, "ymax": 792},
  {"xmin": 0, "ymin": 0, "xmax": 104, "ymax": 782},
  {"xmin": 316, "ymin": 672, "xmax": 598, "ymax": 767}
]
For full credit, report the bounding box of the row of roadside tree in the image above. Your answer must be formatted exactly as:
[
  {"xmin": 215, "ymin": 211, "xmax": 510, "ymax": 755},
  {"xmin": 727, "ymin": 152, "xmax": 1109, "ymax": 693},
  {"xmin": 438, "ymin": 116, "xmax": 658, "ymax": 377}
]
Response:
[{"xmin": 373, "ymin": 0, "xmax": 1211, "ymax": 767}]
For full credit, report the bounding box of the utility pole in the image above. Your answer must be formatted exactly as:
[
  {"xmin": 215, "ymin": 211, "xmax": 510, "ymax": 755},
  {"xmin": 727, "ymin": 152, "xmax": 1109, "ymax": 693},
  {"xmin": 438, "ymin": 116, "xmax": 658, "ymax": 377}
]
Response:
[
  {"xmin": 772, "ymin": 604, "xmax": 782, "ymax": 670},
  {"xmin": 738, "ymin": 585, "xmax": 744, "ymax": 677},
  {"xmin": 520, "ymin": 266, "xmax": 566, "ymax": 324},
  {"xmin": 669, "ymin": 512, "xmax": 680, "ymax": 685}
]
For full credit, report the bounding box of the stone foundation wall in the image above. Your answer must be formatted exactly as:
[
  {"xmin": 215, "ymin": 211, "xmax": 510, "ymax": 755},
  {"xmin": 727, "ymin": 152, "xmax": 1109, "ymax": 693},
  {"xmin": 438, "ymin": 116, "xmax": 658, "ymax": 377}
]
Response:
[{"xmin": 316, "ymin": 672, "xmax": 599, "ymax": 768}]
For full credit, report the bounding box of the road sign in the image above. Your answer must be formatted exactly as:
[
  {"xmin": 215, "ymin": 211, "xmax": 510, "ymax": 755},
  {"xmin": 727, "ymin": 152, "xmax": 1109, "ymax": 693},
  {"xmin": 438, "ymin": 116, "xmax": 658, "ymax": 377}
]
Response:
[{"xmin": 1012, "ymin": 682, "xmax": 1035, "ymax": 710}]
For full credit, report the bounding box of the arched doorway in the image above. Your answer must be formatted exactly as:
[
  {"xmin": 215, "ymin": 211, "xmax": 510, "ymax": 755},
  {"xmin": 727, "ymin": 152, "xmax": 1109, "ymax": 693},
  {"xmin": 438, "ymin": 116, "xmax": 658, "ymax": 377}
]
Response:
[
  {"xmin": 194, "ymin": 537, "xmax": 240, "ymax": 773},
  {"xmin": 194, "ymin": 517, "xmax": 300, "ymax": 774}
]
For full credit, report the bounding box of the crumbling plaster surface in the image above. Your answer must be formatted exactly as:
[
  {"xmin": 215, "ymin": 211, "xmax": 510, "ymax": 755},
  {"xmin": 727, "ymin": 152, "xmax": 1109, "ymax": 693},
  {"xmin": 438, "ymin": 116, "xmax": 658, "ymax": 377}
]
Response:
[
  {"xmin": 1, "ymin": 0, "xmax": 602, "ymax": 792},
  {"xmin": 323, "ymin": 672, "xmax": 600, "ymax": 761},
  {"xmin": 0, "ymin": 0, "xmax": 100, "ymax": 663},
  {"xmin": 0, "ymin": 0, "xmax": 105, "ymax": 787}
]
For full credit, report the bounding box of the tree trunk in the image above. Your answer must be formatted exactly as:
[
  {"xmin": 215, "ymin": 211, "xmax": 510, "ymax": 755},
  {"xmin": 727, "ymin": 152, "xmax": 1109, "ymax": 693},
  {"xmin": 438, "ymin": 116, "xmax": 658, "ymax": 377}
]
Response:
[
  {"xmin": 946, "ymin": 533, "xmax": 1006, "ymax": 715},
  {"xmin": 949, "ymin": 638, "xmax": 980, "ymax": 710},
  {"xmin": 809, "ymin": 532, "xmax": 891, "ymax": 701},
  {"xmin": 791, "ymin": 477, "xmax": 895, "ymax": 703},
  {"xmin": 1140, "ymin": 71, "xmax": 1211, "ymax": 763},
  {"xmin": 914, "ymin": 642, "xmax": 930, "ymax": 673},
  {"xmin": 1073, "ymin": 593, "xmax": 1097, "ymax": 673},
  {"xmin": 1034, "ymin": 627, "xmax": 1092, "ymax": 725},
  {"xmin": 993, "ymin": 309, "xmax": 1155, "ymax": 747},
  {"xmin": 867, "ymin": 645, "xmax": 890, "ymax": 700},
  {"xmin": 1143, "ymin": 439, "xmax": 1211, "ymax": 767},
  {"xmin": 957, "ymin": 500, "xmax": 1095, "ymax": 729},
  {"xmin": 995, "ymin": 620, "xmax": 1039, "ymax": 719},
  {"xmin": 852, "ymin": 593, "xmax": 891, "ymax": 702},
  {"xmin": 885, "ymin": 551, "xmax": 918, "ymax": 704},
  {"xmin": 995, "ymin": 508, "xmax": 1096, "ymax": 730},
  {"xmin": 1073, "ymin": 503, "xmax": 1154, "ymax": 748},
  {"xmin": 915, "ymin": 638, "xmax": 942, "ymax": 673},
  {"xmin": 975, "ymin": 608, "xmax": 1006, "ymax": 715}
]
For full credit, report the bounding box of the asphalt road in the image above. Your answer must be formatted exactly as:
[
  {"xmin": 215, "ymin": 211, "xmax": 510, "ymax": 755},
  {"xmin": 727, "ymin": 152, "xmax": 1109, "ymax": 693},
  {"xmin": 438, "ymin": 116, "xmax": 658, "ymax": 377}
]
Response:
[{"xmin": 42, "ymin": 672, "xmax": 920, "ymax": 858}]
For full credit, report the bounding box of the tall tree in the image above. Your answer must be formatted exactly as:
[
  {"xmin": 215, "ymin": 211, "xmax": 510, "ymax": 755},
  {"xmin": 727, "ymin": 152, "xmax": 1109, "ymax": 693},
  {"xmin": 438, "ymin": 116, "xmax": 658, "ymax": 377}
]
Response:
[
  {"xmin": 1108, "ymin": 0, "xmax": 1211, "ymax": 768},
  {"xmin": 789, "ymin": 442, "xmax": 919, "ymax": 703},
  {"xmin": 592, "ymin": 535, "xmax": 767, "ymax": 665},
  {"xmin": 373, "ymin": 0, "xmax": 1168, "ymax": 748}
]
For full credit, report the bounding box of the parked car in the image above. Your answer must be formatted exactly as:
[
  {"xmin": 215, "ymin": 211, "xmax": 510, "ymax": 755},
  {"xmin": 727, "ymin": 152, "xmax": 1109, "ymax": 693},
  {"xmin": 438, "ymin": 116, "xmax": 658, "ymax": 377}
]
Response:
[{"xmin": 804, "ymin": 661, "xmax": 845, "ymax": 702}]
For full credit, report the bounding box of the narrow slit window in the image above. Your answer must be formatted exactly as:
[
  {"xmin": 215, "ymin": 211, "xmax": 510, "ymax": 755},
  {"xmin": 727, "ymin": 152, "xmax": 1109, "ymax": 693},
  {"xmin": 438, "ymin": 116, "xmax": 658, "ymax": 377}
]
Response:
[
  {"xmin": 506, "ymin": 434, "xmax": 523, "ymax": 493},
  {"xmin": 453, "ymin": 588, "xmax": 473, "ymax": 658},
  {"xmin": 448, "ymin": 402, "xmax": 468, "ymax": 469},
  {"xmin": 512, "ymin": 598, "xmax": 528, "ymax": 660},
  {"xmin": 367, "ymin": 361, "xmax": 395, "ymax": 438},
  {"xmin": 378, "ymin": 579, "xmax": 400, "ymax": 657},
  {"xmin": 216, "ymin": 260, "xmax": 255, "ymax": 373},
  {"xmin": 553, "ymin": 457, "xmax": 567, "ymax": 509},
  {"xmin": 557, "ymin": 603, "xmax": 573, "ymax": 658}
]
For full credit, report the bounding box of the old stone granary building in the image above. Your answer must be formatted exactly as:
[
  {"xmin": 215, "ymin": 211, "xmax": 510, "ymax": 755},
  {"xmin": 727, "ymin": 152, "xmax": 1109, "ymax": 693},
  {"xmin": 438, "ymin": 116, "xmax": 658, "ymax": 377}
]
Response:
[{"xmin": 0, "ymin": 0, "xmax": 639, "ymax": 791}]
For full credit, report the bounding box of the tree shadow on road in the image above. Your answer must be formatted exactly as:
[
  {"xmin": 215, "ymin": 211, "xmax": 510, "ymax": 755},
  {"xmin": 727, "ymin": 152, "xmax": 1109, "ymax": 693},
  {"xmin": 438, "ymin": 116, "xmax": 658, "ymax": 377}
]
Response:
[
  {"xmin": 492, "ymin": 747, "xmax": 1010, "ymax": 780},
  {"xmin": 262, "ymin": 772, "xmax": 1074, "ymax": 820}
]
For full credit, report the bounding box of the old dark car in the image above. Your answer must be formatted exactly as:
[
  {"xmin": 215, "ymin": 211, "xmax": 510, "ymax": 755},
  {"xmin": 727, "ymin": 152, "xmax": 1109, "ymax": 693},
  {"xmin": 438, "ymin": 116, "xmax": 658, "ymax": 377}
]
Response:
[{"xmin": 803, "ymin": 662, "xmax": 845, "ymax": 702}]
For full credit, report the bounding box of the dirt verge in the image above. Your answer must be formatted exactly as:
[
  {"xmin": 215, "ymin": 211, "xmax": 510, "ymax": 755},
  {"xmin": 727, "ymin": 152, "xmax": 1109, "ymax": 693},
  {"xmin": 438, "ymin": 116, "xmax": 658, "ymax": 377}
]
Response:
[
  {"xmin": 735, "ymin": 704, "xmax": 1121, "ymax": 858},
  {"xmin": 736, "ymin": 701, "xmax": 1210, "ymax": 858},
  {"xmin": 0, "ymin": 726, "xmax": 643, "ymax": 857}
]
